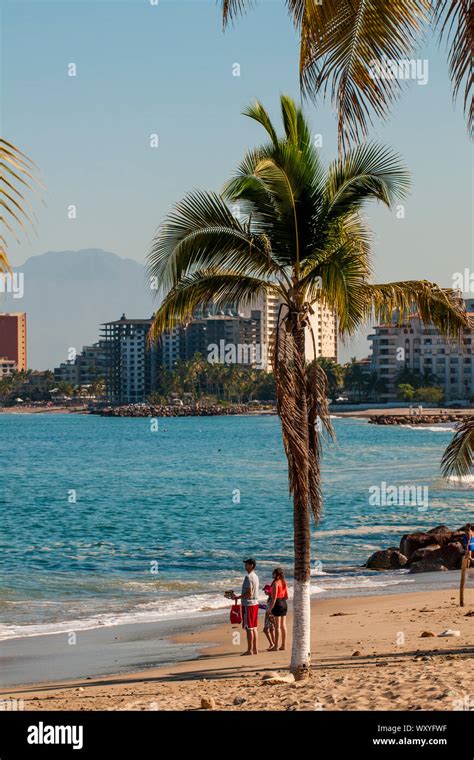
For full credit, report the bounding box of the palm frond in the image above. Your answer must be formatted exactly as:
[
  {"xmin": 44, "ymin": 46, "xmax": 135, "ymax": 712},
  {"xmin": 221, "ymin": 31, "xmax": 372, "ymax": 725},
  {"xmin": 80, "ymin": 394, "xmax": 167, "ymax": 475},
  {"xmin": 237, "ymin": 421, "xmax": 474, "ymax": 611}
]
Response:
[
  {"xmin": 366, "ymin": 281, "xmax": 470, "ymax": 337},
  {"xmin": 147, "ymin": 190, "xmax": 284, "ymax": 292},
  {"xmin": 441, "ymin": 418, "xmax": 474, "ymax": 479},
  {"xmin": 434, "ymin": 0, "xmax": 473, "ymax": 138},
  {"xmin": 325, "ymin": 142, "xmax": 411, "ymax": 218},
  {"xmin": 300, "ymin": 0, "xmax": 431, "ymax": 146},
  {"xmin": 0, "ymin": 138, "xmax": 43, "ymax": 272}
]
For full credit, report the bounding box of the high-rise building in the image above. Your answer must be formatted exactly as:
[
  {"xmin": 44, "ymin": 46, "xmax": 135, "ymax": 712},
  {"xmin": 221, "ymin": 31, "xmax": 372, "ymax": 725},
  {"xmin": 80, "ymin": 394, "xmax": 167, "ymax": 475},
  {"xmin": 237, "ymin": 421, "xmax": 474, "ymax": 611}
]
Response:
[
  {"xmin": 158, "ymin": 311, "xmax": 262, "ymax": 370},
  {"xmin": 101, "ymin": 314, "xmax": 159, "ymax": 403},
  {"xmin": 243, "ymin": 294, "xmax": 338, "ymax": 371},
  {"xmin": 368, "ymin": 298, "xmax": 474, "ymax": 402},
  {"xmin": 0, "ymin": 312, "xmax": 27, "ymax": 371}
]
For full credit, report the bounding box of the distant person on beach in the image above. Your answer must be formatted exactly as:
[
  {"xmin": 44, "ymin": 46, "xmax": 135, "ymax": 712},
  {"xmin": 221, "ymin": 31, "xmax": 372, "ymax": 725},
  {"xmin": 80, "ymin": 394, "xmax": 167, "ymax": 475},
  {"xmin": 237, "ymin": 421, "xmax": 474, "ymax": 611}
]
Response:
[
  {"xmin": 464, "ymin": 526, "xmax": 474, "ymax": 566},
  {"xmin": 267, "ymin": 567, "xmax": 288, "ymax": 651},
  {"xmin": 232, "ymin": 559, "xmax": 259, "ymax": 655},
  {"xmin": 261, "ymin": 583, "xmax": 275, "ymax": 650}
]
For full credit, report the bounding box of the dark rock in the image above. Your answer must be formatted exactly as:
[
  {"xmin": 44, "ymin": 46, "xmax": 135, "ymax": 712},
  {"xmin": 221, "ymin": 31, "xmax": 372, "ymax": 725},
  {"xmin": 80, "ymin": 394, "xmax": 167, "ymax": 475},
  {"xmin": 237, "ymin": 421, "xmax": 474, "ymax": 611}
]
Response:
[
  {"xmin": 409, "ymin": 559, "xmax": 449, "ymax": 573},
  {"xmin": 400, "ymin": 532, "xmax": 440, "ymax": 560},
  {"xmin": 411, "ymin": 545, "xmax": 441, "ymax": 562},
  {"xmin": 427, "ymin": 542, "xmax": 464, "ymax": 570},
  {"xmin": 366, "ymin": 548, "xmax": 408, "ymax": 570}
]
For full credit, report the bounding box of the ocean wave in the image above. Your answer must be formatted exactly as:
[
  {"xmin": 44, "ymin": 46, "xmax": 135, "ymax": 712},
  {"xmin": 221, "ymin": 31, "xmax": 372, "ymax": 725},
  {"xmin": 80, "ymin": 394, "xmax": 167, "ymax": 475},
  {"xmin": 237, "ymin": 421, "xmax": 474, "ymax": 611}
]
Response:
[
  {"xmin": 445, "ymin": 474, "xmax": 474, "ymax": 487},
  {"xmin": 399, "ymin": 425, "xmax": 456, "ymax": 433}
]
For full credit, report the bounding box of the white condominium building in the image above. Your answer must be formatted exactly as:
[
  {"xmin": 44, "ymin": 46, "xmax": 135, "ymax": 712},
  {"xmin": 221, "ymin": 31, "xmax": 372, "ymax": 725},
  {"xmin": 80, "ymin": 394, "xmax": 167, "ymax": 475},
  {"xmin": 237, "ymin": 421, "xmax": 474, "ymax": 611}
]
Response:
[
  {"xmin": 368, "ymin": 298, "xmax": 474, "ymax": 402},
  {"xmin": 245, "ymin": 292, "xmax": 338, "ymax": 371}
]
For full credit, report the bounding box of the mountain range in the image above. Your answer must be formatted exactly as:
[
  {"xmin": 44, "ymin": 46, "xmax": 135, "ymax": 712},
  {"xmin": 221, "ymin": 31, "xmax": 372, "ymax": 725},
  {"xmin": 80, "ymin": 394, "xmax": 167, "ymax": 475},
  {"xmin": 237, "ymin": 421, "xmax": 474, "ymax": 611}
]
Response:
[{"xmin": 0, "ymin": 249, "xmax": 157, "ymax": 370}]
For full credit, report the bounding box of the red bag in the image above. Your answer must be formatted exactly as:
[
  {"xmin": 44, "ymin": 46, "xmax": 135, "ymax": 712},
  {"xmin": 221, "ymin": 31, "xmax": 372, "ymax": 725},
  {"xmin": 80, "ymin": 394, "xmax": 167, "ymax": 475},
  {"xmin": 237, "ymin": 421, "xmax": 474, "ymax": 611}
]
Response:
[{"xmin": 230, "ymin": 602, "xmax": 242, "ymax": 625}]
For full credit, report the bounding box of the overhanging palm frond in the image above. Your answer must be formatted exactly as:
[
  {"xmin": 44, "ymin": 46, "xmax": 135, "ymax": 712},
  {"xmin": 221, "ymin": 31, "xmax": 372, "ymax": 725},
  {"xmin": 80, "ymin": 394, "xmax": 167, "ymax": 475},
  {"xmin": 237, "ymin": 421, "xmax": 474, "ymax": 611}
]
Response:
[
  {"xmin": 365, "ymin": 281, "xmax": 470, "ymax": 338},
  {"xmin": 0, "ymin": 138, "xmax": 43, "ymax": 272},
  {"xmin": 300, "ymin": 0, "xmax": 431, "ymax": 146},
  {"xmin": 441, "ymin": 418, "xmax": 474, "ymax": 479},
  {"xmin": 434, "ymin": 0, "xmax": 473, "ymax": 138}
]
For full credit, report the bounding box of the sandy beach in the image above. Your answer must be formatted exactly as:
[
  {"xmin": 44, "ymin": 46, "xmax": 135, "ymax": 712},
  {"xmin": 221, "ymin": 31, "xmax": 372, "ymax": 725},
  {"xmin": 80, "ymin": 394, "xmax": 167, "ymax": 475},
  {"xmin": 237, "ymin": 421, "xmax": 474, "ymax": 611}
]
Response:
[{"xmin": 2, "ymin": 585, "xmax": 473, "ymax": 712}]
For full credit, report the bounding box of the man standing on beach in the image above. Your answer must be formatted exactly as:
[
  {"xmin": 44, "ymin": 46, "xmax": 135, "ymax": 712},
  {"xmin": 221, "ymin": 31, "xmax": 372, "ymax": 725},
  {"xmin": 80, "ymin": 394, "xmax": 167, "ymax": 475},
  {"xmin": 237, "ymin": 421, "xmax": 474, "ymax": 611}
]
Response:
[{"xmin": 233, "ymin": 559, "xmax": 259, "ymax": 655}]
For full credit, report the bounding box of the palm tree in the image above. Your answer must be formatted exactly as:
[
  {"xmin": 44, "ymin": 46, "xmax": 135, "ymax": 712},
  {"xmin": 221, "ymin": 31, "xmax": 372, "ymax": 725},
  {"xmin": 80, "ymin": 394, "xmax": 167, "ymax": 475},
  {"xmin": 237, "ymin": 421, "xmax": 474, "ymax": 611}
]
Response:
[
  {"xmin": 0, "ymin": 138, "xmax": 42, "ymax": 271},
  {"xmin": 147, "ymin": 95, "xmax": 468, "ymax": 679},
  {"xmin": 344, "ymin": 358, "xmax": 369, "ymax": 401},
  {"xmin": 221, "ymin": 1, "xmax": 473, "ymax": 143},
  {"xmin": 441, "ymin": 418, "xmax": 474, "ymax": 479},
  {"xmin": 365, "ymin": 370, "xmax": 388, "ymax": 402}
]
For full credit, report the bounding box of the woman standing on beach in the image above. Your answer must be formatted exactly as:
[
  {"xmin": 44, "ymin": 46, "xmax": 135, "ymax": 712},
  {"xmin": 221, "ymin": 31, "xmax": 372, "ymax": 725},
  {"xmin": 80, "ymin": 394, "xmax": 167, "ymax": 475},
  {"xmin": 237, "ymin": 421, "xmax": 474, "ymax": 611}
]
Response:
[{"xmin": 268, "ymin": 568, "xmax": 288, "ymax": 651}]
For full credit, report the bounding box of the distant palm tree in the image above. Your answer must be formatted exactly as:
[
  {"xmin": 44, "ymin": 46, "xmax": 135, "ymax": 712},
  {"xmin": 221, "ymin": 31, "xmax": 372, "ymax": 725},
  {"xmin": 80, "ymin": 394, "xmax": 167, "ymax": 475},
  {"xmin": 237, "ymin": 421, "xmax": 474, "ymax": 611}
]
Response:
[
  {"xmin": 314, "ymin": 357, "xmax": 344, "ymax": 399},
  {"xmin": 147, "ymin": 95, "xmax": 468, "ymax": 679},
  {"xmin": 441, "ymin": 418, "xmax": 474, "ymax": 479},
  {"xmin": 221, "ymin": 1, "xmax": 473, "ymax": 143},
  {"xmin": 0, "ymin": 138, "xmax": 42, "ymax": 271},
  {"xmin": 344, "ymin": 358, "xmax": 369, "ymax": 401}
]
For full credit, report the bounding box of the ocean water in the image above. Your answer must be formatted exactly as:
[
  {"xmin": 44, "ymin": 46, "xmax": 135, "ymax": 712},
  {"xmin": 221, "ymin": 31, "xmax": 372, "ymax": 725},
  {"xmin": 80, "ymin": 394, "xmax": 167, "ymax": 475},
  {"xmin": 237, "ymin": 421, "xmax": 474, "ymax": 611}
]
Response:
[{"xmin": 0, "ymin": 414, "xmax": 472, "ymax": 640}]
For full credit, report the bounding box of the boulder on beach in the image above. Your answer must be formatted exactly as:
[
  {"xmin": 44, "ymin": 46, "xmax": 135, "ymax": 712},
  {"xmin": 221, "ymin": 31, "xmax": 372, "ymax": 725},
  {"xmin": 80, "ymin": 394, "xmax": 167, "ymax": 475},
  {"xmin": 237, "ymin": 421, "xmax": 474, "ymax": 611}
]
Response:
[
  {"xmin": 411, "ymin": 545, "xmax": 441, "ymax": 562},
  {"xmin": 366, "ymin": 548, "xmax": 408, "ymax": 570},
  {"xmin": 368, "ymin": 524, "xmax": 470, "ymax": 573},
  {"xmin": 409, "ymin": 559, "xmax": 449, "ymax": 573}
]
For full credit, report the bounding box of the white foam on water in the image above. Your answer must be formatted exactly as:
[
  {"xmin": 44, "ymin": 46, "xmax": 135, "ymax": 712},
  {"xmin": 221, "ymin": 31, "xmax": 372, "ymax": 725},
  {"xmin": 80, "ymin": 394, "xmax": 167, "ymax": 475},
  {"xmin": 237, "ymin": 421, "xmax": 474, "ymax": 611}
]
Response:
[{"xmin": 399, "ymin": 425, "xmax": 456, "ymax": 433}]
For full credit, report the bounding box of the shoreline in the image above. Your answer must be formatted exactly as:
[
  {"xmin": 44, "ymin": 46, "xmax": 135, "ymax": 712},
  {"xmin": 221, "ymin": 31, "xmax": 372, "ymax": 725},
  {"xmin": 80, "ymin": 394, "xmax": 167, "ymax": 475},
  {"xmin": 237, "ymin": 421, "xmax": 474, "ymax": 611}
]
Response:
[
  {"xmin": 2, "ymin": 583, "xmax": 473, "ymax": 711},
  {"xmin": 1, "ymin": 404, "xmax": 472, "ymax": 419}
]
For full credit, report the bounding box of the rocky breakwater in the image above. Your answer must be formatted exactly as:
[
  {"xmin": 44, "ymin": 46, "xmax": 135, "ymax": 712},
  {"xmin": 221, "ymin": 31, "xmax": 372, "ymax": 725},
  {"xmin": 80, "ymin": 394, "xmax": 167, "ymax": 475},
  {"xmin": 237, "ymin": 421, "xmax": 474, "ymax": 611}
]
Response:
[
  {"xmin": 366, "ymin": 524, "xmax": 473, "ymax": 573},
  {"xmin": 369, "ymin": 413, "xmax": 470, "ymax": 426},
  {"xmin": 91, "ymin": 404, "xmax": 251, "ymax": 418}
]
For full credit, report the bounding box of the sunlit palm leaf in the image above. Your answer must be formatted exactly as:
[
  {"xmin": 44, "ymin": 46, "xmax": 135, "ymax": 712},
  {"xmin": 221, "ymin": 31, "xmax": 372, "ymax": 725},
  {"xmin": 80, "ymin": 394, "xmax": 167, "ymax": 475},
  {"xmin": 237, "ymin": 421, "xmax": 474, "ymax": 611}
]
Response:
[
  {"xmin": 222, "ymin": 1, "xmax": 472, "ymax": 142},
  {"xmin": 0, "ymin": 138, "xmax": 42, "ymax": 272},
  {"xmin": 434, "ymin": 0, "xmax": 473, "ymax": 138},
  {"xmin": 300, "ymin": 0, "xmax": 431, "ymax": 146},
  {"xmin": 441, "ymin": 418, "xmax": 474, "ymax": 478}
]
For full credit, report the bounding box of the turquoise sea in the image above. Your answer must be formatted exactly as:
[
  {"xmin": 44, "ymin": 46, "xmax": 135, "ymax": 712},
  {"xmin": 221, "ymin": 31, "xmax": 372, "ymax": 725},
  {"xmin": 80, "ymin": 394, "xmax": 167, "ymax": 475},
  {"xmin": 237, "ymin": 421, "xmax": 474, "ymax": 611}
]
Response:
[{"xmin": 0, "ymin": 414, "xmax": 472, "ymax": 640}]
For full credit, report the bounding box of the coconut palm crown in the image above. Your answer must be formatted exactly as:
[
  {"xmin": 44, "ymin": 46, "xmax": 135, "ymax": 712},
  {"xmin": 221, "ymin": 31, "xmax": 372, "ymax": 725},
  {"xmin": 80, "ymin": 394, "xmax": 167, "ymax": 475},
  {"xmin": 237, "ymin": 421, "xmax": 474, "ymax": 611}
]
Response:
[{"xmin": 147, "ymin": 95, "xmax": 469, "ymax": 679}]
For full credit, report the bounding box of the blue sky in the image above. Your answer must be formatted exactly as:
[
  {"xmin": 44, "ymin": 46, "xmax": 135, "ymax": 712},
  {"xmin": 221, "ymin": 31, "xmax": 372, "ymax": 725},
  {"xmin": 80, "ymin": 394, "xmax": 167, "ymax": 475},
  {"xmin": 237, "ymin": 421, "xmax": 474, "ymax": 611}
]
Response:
[{"xmin": 2, "ymin": 0, "xmax": 473, "ymax": 359}]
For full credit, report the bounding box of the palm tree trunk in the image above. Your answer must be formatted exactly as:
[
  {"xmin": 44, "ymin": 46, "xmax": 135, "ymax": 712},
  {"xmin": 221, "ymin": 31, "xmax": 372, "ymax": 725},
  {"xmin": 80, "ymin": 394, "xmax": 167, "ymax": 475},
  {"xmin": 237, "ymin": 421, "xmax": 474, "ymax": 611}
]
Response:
[{"xmin": 290, "ymin": 322, "xmax": 312, "ymax": 680}]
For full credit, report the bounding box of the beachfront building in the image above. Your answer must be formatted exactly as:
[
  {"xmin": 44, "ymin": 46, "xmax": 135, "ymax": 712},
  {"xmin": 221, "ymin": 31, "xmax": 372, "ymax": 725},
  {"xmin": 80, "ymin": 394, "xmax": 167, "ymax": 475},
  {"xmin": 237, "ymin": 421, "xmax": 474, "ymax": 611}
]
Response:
[
  {"xmin": 54, "ymin": 341, "xmax": 109, "ymax": 387},
  {"xmin": 0, "ymin": 312, "xmax": 27, "ymax": 371},
  {"xmin": 101, "ymin": 315, "xmax": 159, "ymax": 403},
  {"xmin": 158, "ymin": 309, "xmax": 263, "ymax": 370},
  {"xmin": 243, "ymin": 293, "xmax": 338, "ymax": 371},
  {"xmin": 368, "ymin": 298, "xmax": 474, "ymax": 402}
]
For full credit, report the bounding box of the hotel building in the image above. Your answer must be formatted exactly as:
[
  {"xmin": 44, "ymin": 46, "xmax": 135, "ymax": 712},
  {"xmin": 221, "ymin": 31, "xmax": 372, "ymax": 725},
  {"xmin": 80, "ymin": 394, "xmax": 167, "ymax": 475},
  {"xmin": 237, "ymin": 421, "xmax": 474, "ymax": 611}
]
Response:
[
  {"xmin": 245, "ymin": 293, "xmax": 338, "ymax": 371},
  {"xmin": 368, "ymin": 298, "xmax": 474, "ymax": 402},
  {"xmin": 0, "ymin": 312, "xmax": 27, "ymax": 371},
  {"xmin": 101, "ymin": 315, "xmax": 159, "ymax": 403}
]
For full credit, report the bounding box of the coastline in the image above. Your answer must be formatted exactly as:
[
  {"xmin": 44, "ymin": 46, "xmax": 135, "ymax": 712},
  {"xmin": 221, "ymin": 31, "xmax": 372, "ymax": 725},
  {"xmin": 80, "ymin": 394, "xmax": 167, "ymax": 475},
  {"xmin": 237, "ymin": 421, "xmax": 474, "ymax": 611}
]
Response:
[{"xmin": 2, "ymin": 584, "xmax": 473, "ymax": 711}]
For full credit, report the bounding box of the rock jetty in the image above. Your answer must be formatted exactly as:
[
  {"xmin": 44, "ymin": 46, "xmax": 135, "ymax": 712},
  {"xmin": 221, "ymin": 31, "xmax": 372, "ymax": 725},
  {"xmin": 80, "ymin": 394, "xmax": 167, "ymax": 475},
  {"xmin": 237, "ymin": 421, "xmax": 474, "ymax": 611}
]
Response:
[
  {"xmin": 366, "ymin": 524, "xmax": 473, "ymax": 573},
  {"xmin": 369, "ymin": 413, "xmax": 470, "ymax": 426},
  {"xmin": 90, "ymin": 403, "xmax": 252, "ymax": 418}
]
